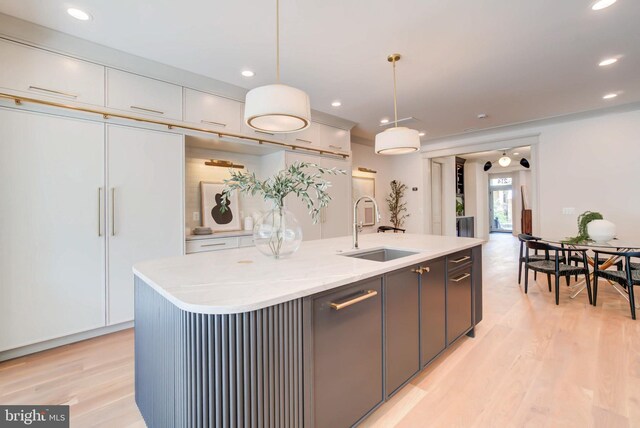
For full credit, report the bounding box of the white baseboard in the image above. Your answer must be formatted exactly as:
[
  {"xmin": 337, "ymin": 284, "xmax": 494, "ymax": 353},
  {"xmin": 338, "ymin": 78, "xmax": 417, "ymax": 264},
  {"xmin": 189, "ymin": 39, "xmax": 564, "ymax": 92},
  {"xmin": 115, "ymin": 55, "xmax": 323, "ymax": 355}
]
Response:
[{"xmin": 0, "ymin": 321, "xmax": 134, "ymax": 362}]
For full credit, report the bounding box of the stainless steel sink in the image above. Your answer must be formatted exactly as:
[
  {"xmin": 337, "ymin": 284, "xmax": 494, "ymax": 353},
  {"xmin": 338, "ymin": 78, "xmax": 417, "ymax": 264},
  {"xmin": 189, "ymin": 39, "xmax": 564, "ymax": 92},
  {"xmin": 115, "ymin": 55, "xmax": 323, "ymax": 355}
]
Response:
[{"xmin": 341, "ymin": 248, "xmax": 418, "ymax": 262}]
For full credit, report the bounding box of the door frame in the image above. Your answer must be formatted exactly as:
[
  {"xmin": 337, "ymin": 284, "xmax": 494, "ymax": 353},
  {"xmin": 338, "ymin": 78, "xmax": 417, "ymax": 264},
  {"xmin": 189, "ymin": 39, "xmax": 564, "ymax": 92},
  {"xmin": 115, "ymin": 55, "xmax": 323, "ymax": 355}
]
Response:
[{"xmin": 488, "ymin": 172, "xmax": 514, "ymax": 233}]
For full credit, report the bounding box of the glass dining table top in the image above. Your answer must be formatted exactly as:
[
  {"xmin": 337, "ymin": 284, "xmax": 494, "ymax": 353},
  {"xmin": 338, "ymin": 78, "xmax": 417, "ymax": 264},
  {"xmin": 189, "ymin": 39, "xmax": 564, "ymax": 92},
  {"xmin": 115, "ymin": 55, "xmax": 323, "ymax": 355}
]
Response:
[{"xmin": 540, "ymin": 237, "xmax": 640, "ymax": 250}]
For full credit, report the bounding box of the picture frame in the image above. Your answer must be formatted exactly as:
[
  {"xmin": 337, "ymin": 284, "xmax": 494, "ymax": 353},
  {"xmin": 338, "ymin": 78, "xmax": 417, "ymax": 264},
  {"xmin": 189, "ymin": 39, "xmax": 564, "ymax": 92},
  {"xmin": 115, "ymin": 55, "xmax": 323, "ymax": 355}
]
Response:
[{"xmin": 200, "ymin": 181, "xmax": 241, "ymax": 232}]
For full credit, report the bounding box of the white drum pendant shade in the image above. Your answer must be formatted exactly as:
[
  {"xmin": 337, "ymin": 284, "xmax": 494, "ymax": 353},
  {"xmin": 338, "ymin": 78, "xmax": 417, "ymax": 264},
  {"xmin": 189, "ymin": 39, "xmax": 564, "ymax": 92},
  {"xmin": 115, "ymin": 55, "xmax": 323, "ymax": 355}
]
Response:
[
  {"xmin": 375, "ymin": 126, "xmax": 420, "ymax": 155},
  {"xmin": 244, "ymin": 84, "xmax": 311, "ymax": 133}
]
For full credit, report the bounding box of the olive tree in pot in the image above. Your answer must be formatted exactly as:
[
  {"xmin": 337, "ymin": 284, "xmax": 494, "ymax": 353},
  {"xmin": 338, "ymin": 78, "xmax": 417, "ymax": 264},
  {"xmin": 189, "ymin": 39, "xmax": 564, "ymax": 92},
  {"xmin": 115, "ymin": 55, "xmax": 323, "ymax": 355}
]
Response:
[{"xmin": 386, "ymin": 180, "xmax": 410, "ymax": 232}]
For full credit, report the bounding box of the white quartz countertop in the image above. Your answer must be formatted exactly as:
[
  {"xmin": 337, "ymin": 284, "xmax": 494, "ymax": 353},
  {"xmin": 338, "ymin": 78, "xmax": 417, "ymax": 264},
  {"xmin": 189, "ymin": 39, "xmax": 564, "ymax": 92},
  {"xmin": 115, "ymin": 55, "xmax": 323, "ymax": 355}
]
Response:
[{"xmin": 133, "ymin": 233, "xmax": 483, "ymax": 315}]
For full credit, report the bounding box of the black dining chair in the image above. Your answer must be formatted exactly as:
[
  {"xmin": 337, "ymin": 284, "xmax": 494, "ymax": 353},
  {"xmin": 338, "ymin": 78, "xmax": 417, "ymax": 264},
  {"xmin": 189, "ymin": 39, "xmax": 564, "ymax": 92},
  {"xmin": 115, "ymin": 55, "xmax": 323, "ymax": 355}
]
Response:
[
  {"xmin": 524, "ymin": 241, "xmax": 592, "ymax": 305},
  {"xmin": 593, "ymin": 249, "xmax": 640, "ymax": 320},
  {"xmin": 566, "ymin": 249, "xmax": 623, "ymax": 280},
  {"xmin": 518, "ymin": 234, "xmax": 566, "ymax": 285}
]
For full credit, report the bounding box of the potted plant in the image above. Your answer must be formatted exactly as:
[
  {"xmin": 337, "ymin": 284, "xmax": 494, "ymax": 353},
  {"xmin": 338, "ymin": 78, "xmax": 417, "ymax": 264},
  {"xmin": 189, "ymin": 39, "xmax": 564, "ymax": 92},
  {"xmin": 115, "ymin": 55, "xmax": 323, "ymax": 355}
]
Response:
[
  {"xmin": 565, "ymin": 211, "xmax": 615, "ymax": 243},
  {"xmin": 386, "ymin": 180, "xmax": 410, "ymax": 231},
  {"xmin": 220, "ymin": 161, "xmax": 345, "ymax": 258}
]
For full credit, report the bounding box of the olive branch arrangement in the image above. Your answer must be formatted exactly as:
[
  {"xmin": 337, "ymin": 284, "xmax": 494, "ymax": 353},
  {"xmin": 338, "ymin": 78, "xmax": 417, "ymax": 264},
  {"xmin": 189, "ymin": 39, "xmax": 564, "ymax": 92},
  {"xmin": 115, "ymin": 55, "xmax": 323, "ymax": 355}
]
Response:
[
  {"xmin": 219, "ymin": 161, "xmax": 346, "ymax": 223},
  {"xmin": 387, "ymin": 180, "xmax": 410, "ymax": 230}
]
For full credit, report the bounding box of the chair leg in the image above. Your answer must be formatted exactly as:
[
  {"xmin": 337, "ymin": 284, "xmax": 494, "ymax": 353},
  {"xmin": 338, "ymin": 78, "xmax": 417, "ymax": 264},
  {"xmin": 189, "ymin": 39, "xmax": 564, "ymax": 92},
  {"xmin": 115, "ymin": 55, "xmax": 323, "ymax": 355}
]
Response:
[
  {"xmin": 628, "ymin": 283, "xmax": 636, "ymax": 320},
  {"xmin": 547, "ymin": 274, "xmax": 552, "ymax": 292},
  {"xmin": 534, "ymin": 271, "xmax": 537, "ymax": 280},
  {"xmin": 524, "ymin": 267, "xmax": 529, "ymax": 294},
  {"xmin": 518, "ymin": 259, "xmax": 523, "ymax": 285},
  {"xmin": 574, "ymin": 261, "xmax": 578, "ymax": 281},
  {"xmin": 555, "ymin": 274, "xmax": 560, "ymax": 305},
  {"xmin": 593, "ymin": 273, "xmax": 599, "ymax": 306},
  {"xmin": 565, "ymin": 274, "xmax": 570, "ymax": 286},
  {"xmin": 584, "ymin": 271, "xmax": 593, "ymax": 306}
]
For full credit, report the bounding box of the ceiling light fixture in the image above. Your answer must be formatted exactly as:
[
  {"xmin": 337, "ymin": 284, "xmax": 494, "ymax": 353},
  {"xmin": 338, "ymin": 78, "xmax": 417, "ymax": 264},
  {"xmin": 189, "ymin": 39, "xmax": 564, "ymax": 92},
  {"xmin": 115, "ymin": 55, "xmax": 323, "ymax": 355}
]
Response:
[
  {"xmin": 498, "ymin": 152, "xmax": 512, "ymax": 167},
  {"xmin": 603, "ymin": 93, "xmax": 618, "ymax": 99},
  {"xmin": 513, "ymin": 152, "xmax": 520, "ymax": 156},
  {"xmin": 418, "ymin": 132, "xmax": 426, "ymax": 137},
  {"xmin": 380, "ymin": 118, "xmax": 389, "ymax": 124},
  {"xmin": 599, "ymin": 58, "xmax": 618, "ymax": 66},
  {"xmin": 591, "ymin": 0, "xmax": 617, "ymax": 11},
  {"xmin": 243, "ymin": 0, "xmax": 310, "ymax": 133},
  {"xmin": 331, "ymin": 101, "xmax": 342, "ymax": 107},
  {"xmin": 477, "ymin": 113, "xmax": 488, "ymax": 119},
  {"xmin": 67, "ymin": 7, "xmax": 91, "ymax": 21},
  {"xmin": 241, "ymin": 70, "xmax": 255, "ymax": 77},
  {"xmin": 375, "ymin": 54, "xmax": 420, "ymax": 155}
]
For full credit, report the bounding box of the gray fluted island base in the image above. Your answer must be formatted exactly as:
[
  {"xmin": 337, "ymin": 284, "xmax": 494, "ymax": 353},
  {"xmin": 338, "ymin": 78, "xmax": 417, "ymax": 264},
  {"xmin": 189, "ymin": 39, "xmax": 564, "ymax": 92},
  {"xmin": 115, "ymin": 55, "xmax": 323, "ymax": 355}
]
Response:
[{"xmin": 135, "ymin": 279, "xmax": 305, "ymax": 428}]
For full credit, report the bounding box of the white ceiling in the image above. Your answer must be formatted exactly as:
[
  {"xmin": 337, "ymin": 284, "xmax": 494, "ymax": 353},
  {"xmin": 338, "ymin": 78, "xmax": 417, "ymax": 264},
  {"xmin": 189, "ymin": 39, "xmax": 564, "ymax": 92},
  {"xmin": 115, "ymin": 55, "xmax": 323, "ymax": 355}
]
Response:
[{"xmin": 1, "ymin": 0, "xmax": 639, "ymax": 141}]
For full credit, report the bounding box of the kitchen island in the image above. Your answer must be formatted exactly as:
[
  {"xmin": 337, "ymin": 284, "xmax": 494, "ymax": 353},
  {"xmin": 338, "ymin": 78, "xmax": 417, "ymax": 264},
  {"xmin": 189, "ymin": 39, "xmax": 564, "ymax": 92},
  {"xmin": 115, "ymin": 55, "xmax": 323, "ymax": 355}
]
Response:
[{"xmin": 133, "ymin": 233, "xmax": 483, "ymax": 428}]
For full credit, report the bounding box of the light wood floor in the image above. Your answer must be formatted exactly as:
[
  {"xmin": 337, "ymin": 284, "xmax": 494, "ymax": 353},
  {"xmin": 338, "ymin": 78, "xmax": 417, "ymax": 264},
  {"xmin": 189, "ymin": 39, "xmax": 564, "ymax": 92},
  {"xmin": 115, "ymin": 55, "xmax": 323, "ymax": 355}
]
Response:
[{"xmin": 1, "ymin": 233, "xmax": 639, "ymax": 427}]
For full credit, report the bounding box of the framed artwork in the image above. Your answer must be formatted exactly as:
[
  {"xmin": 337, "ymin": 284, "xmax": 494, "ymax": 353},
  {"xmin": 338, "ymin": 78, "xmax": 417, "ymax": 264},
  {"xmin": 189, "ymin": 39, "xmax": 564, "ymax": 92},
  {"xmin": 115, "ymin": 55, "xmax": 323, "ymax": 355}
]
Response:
[
  {"xmin": 352, "ymin": 176, "xmax": 376, "ymax": 227},
  {"xmin": 200, "ymin": 181, "xmax": 241, "ymax": 232}
]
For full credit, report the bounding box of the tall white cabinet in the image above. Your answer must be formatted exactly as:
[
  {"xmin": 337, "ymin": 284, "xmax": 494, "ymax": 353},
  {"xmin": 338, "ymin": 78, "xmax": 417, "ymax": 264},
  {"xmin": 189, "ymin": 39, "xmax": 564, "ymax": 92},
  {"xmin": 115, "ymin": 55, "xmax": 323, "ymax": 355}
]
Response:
[
  {"xmin": 0, "ymin": 109, "xmax": 106, "ymax": 351},
  {"xmin": 106, "ymin": 126, "xmax": 183, "ymax": 324}
]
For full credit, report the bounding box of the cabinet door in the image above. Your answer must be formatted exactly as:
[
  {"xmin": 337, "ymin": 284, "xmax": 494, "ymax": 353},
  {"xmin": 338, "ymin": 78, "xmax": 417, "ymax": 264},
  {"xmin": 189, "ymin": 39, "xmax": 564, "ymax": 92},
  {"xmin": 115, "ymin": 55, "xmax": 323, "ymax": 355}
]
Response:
[
  {"xmin": 311, "ymin": 278, "xmax": 383, "ymax": 428},
  {"xmin": 420, "ymin": 258, "xmax": 446, "ymax": 366},
  {"xmin": 0, "ymin": 39, "xmax": 105, "ymax": 106},
  {"xmin": 318, "ymin": 123, "xmax": 351, "ymax": 153},
  {"xmin": 107, "ymin": 125, "xmax": 183, "ymax": 324},
  {"xmin": 0, "ymin": 109, "xmax": 105, "ymax": 351},
  {"xmin": 385, "ymin": 266, "xmax": 420, "ymax": 396},
  {"xmin": 284, "ymin": 152, "xmax": 321, "ymax": 241},
  {"xmin": 447, "ymin": 266, "xmax": 473, "ymax": 344},
  {"xmin": 106, "ymin": 69, "xmax": 183, "ymax": 120},
  {"xmin": 285, "ymin": 122, "xmax": 320, "ymax": 148},
  {"xmin": 184, "ymin": 88, "xmax": 242, "ymax": 133},
  {"xmin": 320, "ymin": 157, "xmax": 351, "ymax": 239}
]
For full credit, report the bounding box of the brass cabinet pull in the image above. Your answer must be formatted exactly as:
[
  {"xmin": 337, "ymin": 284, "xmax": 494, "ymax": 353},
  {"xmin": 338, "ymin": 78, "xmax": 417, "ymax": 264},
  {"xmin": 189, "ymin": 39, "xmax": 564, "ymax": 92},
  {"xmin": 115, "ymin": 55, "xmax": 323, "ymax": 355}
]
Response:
[
  {"xmin": 201, "ymin": 119, "xmax": 227, "ymax": 127},
  {"xmin": 330, "ymin": 290, "xmax": 378, "ymax": 310},
  {"xmin": 411, "ymin": 266, "xmax": 431, "ymax": 275},
  {"xmin": 451, "ymin": 273, "xmax": 471, "ymax": 283},
  {"xmin": 295, "ymin": 138, "xmax": 313, "ymax": 144},
  {"xmin": 28, "ymin": 85, "xmax": 78, "ymax": 99},
  {"xmin": 110, "ymin": 188, "xmax": 116, "ymax": 237},
  {"xmin": 130, "ymin": 105, "xmax": 165, "ymax": 115},
  {"xmin": 451, "ymin": 255, "xmax": 471, "ymax": 264},
  {"xmin": 254, "ymin": 130, "xmax": 275, "ymax": 136},
  {"xmin": 98, "ymin": 187, "xmax": 103, "ymax": 237},
  {"xmin": 201, "ymin": 242, "xmax": 227, "ymax": 247},
  {"xmin": 329, "ymin": 144, "xmax": 342, "ymax": 150}
]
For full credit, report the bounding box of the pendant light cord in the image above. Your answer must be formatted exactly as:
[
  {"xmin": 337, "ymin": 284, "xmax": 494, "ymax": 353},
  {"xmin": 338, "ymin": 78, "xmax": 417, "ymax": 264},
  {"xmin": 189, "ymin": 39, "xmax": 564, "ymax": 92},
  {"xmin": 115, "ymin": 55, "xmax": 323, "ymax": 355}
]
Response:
[
  {"xmin": 276, "ymin": 0, "xmax": 280, "ymax": 82},
  {"xmin": 392, "ymin": 57, "xmax": 398, "ymax": 127}
]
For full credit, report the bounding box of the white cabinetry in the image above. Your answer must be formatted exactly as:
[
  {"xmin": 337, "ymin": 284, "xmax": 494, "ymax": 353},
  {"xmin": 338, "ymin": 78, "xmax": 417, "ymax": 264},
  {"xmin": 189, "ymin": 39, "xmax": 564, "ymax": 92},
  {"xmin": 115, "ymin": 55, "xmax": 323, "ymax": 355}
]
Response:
[
  {"xmin": 285, "ymin": 122, "xmax": 320, "ymax": 148},
  {"xmin": 106, "ymin": 69, "xmax": 183, "ymax": 120},
  {"xmin": 106, "ymin": 126, "xmax": 184, "ymax": 324},
  {"xmin": 318, "ymin": 124, "xmax": 351, "ymax": 153},
  {"xmin": 184, "ymin": 88, "xmax": 242, "ymax": 133},
  {"xmin": 284, "ymin": 152, "xmax": 351, "ymax": 241},
  {"xmin": 0, "ymin": 38, "xmax": 105, "ymax": 106},
  {"xmin": 0, "ymin": 109, "xmax": 106, "ymax": 351}
]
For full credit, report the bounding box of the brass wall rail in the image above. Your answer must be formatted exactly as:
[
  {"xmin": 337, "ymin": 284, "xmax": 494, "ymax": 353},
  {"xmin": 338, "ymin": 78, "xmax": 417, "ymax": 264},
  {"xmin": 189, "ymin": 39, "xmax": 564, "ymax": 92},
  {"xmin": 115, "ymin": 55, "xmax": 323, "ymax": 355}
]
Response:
[{"xmin": 0, "ymin": 92, "xmax": 349, "ymax": 159}]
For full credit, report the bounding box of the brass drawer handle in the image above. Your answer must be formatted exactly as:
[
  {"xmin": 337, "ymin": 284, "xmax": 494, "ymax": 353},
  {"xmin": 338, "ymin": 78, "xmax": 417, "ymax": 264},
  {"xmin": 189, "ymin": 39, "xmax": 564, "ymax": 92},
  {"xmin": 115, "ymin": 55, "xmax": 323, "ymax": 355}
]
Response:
[
  {"xmin": 254, "ymin": 130, "xmax": 274, "ymax": 136},
  {"xmin": 201, "ymin": 242, "xmax": 227, "ymax": 247},
  {"xmin": 201, "ymin": 119, "xmax": 227, "ymax": 127},
  {"xmin": 329, "ymin": 144, "xmax": 343, "ymax": 150},
  {"xmin": 130, "ymin": 105, "xmax": 165, "ymax": 115},
  {"xmin": 330, "ymin": 290, "xmax": 378, "ymax": 310},
  {"xmin": 451, "ymin": 255, "xmax": 471, "ymax": 264},
  {"xmin": 295, "ymin": 138, "xmax": 313, "ymax": 144},
  {"xmin": 411, "ymin": 266, "xmax": 431, "ymax": 275},
  {"xmin": 28, "ymin": 85, "xmax": 78, "ymax": 99},
  {"xmin": 451, "ymin": 273, "xmax": 471, "ymax": 283}
]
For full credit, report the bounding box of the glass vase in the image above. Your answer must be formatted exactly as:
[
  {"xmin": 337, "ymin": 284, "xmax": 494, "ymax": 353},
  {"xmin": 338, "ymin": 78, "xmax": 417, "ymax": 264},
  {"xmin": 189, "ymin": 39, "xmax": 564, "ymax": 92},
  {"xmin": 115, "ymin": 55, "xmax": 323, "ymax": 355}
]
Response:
[{"xmin": 253, "ymin": 207, "xmax": 303, "ymax": 259}]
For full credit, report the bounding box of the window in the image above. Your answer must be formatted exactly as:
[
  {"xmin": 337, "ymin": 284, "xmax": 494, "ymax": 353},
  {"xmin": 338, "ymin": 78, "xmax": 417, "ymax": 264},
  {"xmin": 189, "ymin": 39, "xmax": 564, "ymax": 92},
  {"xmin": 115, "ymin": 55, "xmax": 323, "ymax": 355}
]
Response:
[{"xmin": 490, "ymin": 177, "xmax": 512, "ymax": 186}]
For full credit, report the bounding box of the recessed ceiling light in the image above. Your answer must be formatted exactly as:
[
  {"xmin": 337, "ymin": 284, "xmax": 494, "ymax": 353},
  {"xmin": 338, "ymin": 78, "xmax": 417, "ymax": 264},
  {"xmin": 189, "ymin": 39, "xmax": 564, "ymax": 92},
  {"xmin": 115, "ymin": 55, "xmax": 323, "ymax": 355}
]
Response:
[
  {"xmin": 331, "ymin": 101, "xmax": 342, "ymax": 107},
  {"xmin": 513, "ymin": 152, "xmax": 520, "ymax": 156},
  {"xmin": 380, "ymin": 118, "xmax": 389, "ymax": 124},
  {"xmin": 418, "ymin": 132, "xmax": 426, "ymax": 137},
  {"xmin": 599, "ymin": 58, "xmax": 618, "ymax": 66},
  {"xmin": 241, "ymin": 70, "xmax": 255, "ymax": 78},
  {"xmin": 592, "ymin": 0, "xmax": 617, "ymax": 10},
  {"xmin": 477, "ymin": 113, "xmax": 488, "ymax": 119},
  {"xmin": 603, "ymin": 93, "xmax": 618, "ymax": 99},
  {"xmin": 67, "ymin": 8, "xmax": 92, "ymax": 21}
]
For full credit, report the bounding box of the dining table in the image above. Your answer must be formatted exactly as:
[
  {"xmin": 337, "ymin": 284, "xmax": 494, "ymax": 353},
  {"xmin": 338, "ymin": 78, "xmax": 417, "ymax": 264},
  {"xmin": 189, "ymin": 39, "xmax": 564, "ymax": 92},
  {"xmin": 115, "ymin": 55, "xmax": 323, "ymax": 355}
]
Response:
[{"xmin": 539, "ymin": 237, "xmax": 640, "ymax": 308}]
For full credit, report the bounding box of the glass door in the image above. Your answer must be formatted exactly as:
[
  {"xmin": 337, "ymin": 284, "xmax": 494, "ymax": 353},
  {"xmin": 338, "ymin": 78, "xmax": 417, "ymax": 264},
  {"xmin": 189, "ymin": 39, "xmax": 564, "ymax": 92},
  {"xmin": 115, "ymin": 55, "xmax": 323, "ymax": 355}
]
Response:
[{"xmin": 489, "ymin": 176, "xmax": 513, "ymax": 233}]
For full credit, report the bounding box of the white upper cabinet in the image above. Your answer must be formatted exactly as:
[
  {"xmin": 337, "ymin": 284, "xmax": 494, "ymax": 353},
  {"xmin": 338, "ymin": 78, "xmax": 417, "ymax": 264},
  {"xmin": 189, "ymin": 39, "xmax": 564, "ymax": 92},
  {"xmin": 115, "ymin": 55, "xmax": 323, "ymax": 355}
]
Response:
[
  {"xmin": 106, "ymin": 68, "xmax": 183, "ymax": 120},
  {"xmin": 184, "ymin": 88, "xmax": 242, "ymax": 133},
  {"xmin": 0, "ymin": 39, "xmax": 105, "ymax": 106},
  {"xmin": 286, "ymin": 122, "xmax": 320, "ymax": 148},
  {"xmin": 317, "ymin": 124, "xmax": 351, "ymax": 153}
]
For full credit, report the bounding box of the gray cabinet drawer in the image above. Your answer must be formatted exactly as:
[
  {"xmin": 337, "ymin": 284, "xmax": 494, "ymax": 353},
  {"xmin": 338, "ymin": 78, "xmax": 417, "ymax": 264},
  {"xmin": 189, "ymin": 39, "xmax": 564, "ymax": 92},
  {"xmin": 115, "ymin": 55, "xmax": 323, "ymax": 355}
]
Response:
[
  {"xmin": 447, "ymin": 249, "xmax": 472, "ymax": 271},
  {"xmin": 447, "ymin": 266, "xmax": 473, "ymax": 344},
  {"xmin": 310, "ymin": 277, "xmax": 383, "ymax": 428},
  {"xmin": 420, "ymin": 257, "xmax": 446, "ymax": 366}
]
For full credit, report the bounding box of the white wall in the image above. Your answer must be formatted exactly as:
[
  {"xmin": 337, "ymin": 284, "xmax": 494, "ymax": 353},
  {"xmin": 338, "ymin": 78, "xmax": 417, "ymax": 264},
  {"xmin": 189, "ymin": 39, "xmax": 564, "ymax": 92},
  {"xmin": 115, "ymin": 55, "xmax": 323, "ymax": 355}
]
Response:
[{"xmin": 423, "ymin": 107, "xmax": 640, "ymax": 241}]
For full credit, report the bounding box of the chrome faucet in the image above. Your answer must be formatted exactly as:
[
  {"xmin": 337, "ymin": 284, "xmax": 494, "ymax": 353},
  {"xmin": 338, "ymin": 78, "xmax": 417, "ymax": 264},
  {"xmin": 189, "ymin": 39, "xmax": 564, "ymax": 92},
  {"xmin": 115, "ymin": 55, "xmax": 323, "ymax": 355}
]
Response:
[{"xmin": 353, "ymin": 195, "xmax": 381, "ymax": 249}]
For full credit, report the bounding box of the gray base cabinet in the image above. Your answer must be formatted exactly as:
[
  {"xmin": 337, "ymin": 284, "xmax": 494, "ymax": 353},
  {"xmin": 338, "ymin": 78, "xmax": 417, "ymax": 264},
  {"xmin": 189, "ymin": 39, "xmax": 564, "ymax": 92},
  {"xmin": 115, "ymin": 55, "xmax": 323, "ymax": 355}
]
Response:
[
  {"xmin": 420, "ymin": 258, "xmax": 447, "ymax": 366},
  {"xmin": 307, "ymin": 277, "xmax": 384, "ymax": 428},
  {"xmin": 385, "ymin": 266, "xmax": 420, "ymax": 397}
]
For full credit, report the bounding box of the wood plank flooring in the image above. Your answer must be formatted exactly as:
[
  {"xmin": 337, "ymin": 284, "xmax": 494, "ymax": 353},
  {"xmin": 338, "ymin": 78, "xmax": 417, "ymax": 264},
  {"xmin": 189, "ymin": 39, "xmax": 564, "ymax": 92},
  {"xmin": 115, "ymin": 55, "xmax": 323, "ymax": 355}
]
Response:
[{"xmin": 1, "ymin": 233, "xmax": 639, "ymax": 427}]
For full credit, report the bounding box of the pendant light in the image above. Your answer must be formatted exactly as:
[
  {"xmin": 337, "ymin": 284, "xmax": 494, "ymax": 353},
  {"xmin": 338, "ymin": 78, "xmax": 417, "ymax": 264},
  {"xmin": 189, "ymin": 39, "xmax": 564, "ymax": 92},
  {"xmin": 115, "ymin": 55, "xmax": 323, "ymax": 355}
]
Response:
[
  {"xmin": 498, "ymin": 152, "xmax": 512, "ymax": 167},
  {"xmin": 375, "ymin": 54, "xmax": 420, "ymax": 155},
  {"xmin": 244, "ymin": 0, "xmax": 311, "ymax": 133}
]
